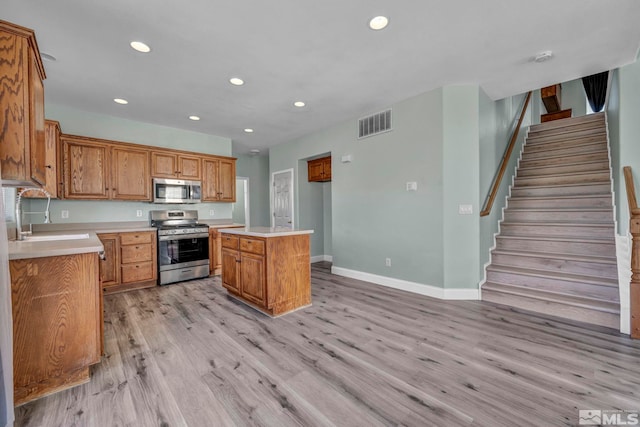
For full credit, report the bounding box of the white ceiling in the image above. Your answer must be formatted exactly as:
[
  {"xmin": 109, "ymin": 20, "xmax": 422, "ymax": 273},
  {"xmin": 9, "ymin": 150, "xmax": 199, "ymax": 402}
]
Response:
[{"xmin": 4, "ymin": 0, "xmax": 640, "ymax": 154}]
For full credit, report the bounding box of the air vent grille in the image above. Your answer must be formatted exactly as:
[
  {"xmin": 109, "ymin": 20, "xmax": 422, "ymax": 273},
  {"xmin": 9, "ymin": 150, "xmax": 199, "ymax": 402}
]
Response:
[{"xmin": 358, "ymin": 109, "xmax": 392, "ymax": 139}]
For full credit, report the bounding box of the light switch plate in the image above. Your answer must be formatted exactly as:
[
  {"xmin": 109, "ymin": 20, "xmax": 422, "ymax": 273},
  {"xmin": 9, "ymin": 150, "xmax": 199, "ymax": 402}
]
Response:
[
  {"xmin": 406, "ymin": 182, "xmax": 418, "ymax": 191},
  {"xmin": 458, "ymin": 204, "xmax": 473, "ymax": 215}
]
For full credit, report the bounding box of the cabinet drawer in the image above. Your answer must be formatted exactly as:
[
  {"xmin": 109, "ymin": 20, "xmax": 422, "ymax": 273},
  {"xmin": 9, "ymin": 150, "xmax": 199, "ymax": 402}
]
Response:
[
  {"xmin": 120, "ymin": 244, "xmax": 153, "ymax": 264},
  {"xmin": 221, "ymin": 234, "xmax": 239, "ymax": 249},
  {"xmin": 120, "ymin": 232, "xmax": 153, "ymax": 245},
  {"xmin": 121, "ymin": 261, "xmax": 154, "ymax": 283},
  {"xmin": 240, "ymin": 238, "xmax": 265, "ymax": 255}
]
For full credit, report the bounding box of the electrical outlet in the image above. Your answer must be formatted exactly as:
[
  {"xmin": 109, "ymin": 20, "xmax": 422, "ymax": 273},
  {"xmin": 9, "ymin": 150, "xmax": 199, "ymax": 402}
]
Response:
[
  {"xmin": 61, "ymin": 210, "xmax": 69, "ymax": 219},
  {"xmin": 406, "ymin": 181, "xmax": 418, "ymax": 191},
  {"xmin": 136, "ymin": 210, "xmax": 143, "ymax": 217},
  {"xmin": 458, "ymin": 204, "xmax": 473, "ymax": 215},
  {"xmin": 209, "ymin": 209, "xmax": 215, "ymax": 216},
  {"xmin": 385, "ymin": 258, "xmax": 391, "ymax": 267}
]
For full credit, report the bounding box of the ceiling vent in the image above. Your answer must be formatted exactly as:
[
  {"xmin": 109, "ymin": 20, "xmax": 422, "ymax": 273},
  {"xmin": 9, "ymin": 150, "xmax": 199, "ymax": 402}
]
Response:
[{"xmin": 358, "ymin": 109, "xmax": 392, "ymax": 139}]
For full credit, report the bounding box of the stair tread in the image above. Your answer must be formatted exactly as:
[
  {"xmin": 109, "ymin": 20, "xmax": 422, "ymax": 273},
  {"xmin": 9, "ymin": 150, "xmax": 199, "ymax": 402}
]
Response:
[
  {"xmin": 482, "ymin": 282, "xmax": 620, "ymax": 312},
  {"xmin": 517, "ymin": 159, "xmax": 609, "ymax": 172},
  {"xmin": 501, "ymin": 220, "xmax": 614, "ymax": 227},
  {"xmin": 486, "ymin": 264, "xmax": 619, "ymax": 287},
  {"xmin": 496, "ymin": 234, "xmax": 615, "ymax": 244},
  {"xmin": 511, "ymin": 182, "xmax": 610, "ymax": 190},
  {"xmin": 509, "ymin": 194, "xmax": 610, "ymax": 200},
  {"xmin": 529, "ymin": 112, "xmax": 604, "ymax": 131},
  {"xmin": 490, "ymin": 248, "xmax": 617, "ymax": 264},
  {"xmin": 516, "ymin": 169, "xmax": 609, "ymax": 178},
  {"xmin": 506, "ymin": 207, "xmax": 612, "ymax": 212}
]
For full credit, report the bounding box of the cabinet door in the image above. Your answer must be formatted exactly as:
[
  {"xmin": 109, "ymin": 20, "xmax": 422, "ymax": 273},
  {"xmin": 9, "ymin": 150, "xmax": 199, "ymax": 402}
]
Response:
[
  {"xmin": 209, "ymin": 229, "xmax": 217, "ymax": 275},
  {"xmin": 308, "ymin": 159, "xmax": 324, "ymax": 182},
  {"xmin": 202, "ymin": 158, "xmax": 220, "ymax": 201},
  {"xmin": 221, "ymin": 248, "xmax": 240, "ymax": 293},
  {"xmin": 322, "ymin": 157, "xmax": 332, "ymax": 181},
  {"xmin": 111, "ymin": 147, "xmax": 151, "ymax": 200},
  {"xmin": 29, "ymin": 52, "xmax": 46, "ymax": 186},
  {"xmin": 151, "ymin": 151, "xmax": 178, "ymax": 178},
  {"xmin": 63, "ymin": 138, "xmax": 110, "ymax": 199},
  {"xmin": 240, "ymin": 252, "xmax": 266, "ymax": 307},
  {"xmin": 98, "ymin": 234, "xmax": 119, "ymax": 288},
  {"xmin": 43, "ymin": 120, "xmax": 60, "ymax": 198},
  {"xmin": 10, "ymin": 253, "xmax": 100, "ymax": 405},
  {"xmin": 179, "ymin": 155, "xmax": 201, "ymax": 180},
  {"xmin": 218, "ymin": 158, "xmax": 236, "ymax": 202}
]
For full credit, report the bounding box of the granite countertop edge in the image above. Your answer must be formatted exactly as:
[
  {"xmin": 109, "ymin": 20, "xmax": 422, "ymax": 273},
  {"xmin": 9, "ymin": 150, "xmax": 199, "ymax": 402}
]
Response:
[{"xmin": 218, "ymin": 227, "xmax": 314, "ymax": 238}]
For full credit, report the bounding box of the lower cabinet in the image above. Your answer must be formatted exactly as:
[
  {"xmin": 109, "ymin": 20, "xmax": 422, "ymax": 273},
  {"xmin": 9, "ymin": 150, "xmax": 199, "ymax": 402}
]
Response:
[
  {"xmin": 98, "ymin": 230, "xmax": 157, "ymax": 294},
  {"xmin": 209, "ymin": 226, "xmax": 245, "ymax": 276},
  {"xmin": 220, "ymin": 232, "xmax": 311, "ymax": 316},
  {"xmin": 10, "ymin": 252, "xmax": 102, "ymax": 405}
]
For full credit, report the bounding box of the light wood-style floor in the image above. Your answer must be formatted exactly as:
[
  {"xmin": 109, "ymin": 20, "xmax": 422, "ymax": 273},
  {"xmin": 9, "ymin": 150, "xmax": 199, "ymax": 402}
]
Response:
[{"xmin": 15, "ymin": 262, "xmax": 640, "ymax": 426}]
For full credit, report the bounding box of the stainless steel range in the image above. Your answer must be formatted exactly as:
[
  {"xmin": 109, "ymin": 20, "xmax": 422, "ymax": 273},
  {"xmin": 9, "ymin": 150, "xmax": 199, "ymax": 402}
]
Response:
[{"xmin": 150, "ymin": 210, "xmax": 209, "ymax": 285}]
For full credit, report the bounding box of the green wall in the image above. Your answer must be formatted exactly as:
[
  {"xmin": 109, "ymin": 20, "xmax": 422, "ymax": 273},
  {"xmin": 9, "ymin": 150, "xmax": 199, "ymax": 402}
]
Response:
[
  {"xmin": 609, "ymin": 57, "xmax": 640, "ymax": 234},
  {"xmin": 27, "ymin": 104, "xmax": 234, "ymax": 223}
]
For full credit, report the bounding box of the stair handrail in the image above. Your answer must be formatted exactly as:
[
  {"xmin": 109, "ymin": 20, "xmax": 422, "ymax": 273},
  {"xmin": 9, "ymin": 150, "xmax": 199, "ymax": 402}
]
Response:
[
  {"xmin": 623, "ymin": 166, "xmax": 640, "ymax": 339},
  {"xmin": 480, "ymin": 91, "xmax": 532, "ymax": 217}
]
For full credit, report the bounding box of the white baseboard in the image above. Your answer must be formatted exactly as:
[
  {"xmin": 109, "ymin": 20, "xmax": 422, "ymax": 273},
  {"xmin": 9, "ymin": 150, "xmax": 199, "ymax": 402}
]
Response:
[
  {"xmin": 331, "ymin": 266, "xmax": 480, "ymax": 300},
  {"xmin": 311, "ymin": 255, "xmax": 333, "ymax": 263}
]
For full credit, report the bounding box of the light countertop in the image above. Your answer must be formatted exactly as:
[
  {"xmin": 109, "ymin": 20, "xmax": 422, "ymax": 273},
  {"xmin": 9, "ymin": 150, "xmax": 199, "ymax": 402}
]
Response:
[
  {"xmin": 219, "ymin": 227, "xmax": 314, "ymax": 238},
  {"xmin": 8, "ymin": 232, "xmax": 104, "ymax": 260}
]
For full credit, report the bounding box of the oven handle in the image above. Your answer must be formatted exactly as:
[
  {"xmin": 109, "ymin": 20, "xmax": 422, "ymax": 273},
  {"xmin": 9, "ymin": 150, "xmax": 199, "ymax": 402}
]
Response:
[{"xmin": 158, "ymin": 232, "xmax": 209, "ymax": 241}]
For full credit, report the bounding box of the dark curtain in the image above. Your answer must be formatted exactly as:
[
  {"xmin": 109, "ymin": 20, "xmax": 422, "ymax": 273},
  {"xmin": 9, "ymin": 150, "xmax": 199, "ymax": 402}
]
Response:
[{"xmin": 582, "ymin": 71, "xmax": 609, "ymax": 112}]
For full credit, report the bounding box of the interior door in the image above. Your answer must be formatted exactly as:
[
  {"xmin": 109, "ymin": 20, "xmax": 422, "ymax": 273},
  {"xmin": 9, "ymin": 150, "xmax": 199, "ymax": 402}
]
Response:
[{"xmin": 272, "ymin": 169, "xmax": 293, "ymax": 228}]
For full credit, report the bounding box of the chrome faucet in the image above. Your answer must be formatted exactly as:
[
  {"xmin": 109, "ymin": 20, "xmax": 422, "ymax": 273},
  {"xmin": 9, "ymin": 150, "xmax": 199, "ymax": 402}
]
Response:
[{"xmin": 15, "ymin": 187, "xmax": 51, "ymax": 241}]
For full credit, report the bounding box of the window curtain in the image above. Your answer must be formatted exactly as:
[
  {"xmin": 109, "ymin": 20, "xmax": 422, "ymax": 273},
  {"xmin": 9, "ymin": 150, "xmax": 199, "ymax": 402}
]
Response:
[
  {"xmin": 0, "ymin": 182, "xmax": 14, "ymax": 427},
  {"xmin": 582, "ymin": 71, "xmax": 609, "ymax": 112}
]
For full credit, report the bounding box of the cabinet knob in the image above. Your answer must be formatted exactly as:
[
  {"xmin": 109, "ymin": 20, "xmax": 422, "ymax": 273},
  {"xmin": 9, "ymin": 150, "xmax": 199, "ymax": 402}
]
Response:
[{"xmin": 45, "ymin": 164, "xmax": 52, "ymax": 169}]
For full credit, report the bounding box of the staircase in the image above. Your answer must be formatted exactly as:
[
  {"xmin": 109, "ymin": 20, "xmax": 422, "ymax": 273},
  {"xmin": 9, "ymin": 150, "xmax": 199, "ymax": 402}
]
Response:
[{"xmin": 482, "ymin": 112, "xmax": 620, "ymax": 329}]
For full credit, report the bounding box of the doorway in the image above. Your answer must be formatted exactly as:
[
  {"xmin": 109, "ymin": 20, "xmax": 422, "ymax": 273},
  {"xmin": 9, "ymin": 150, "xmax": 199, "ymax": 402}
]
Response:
[
  {"xmin": 271, "ymin": 169, "xmax": 294, "ymax": 228},
  {"xmin": 232, "ymin": 177, "xmax": 250, "ymax": 226}
]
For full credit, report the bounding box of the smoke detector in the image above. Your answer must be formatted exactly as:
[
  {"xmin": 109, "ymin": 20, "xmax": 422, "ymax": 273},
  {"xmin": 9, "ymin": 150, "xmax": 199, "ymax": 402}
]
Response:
[{"xmin": 534, "ymin": 51, "xmax": 554, "ymax": 63}]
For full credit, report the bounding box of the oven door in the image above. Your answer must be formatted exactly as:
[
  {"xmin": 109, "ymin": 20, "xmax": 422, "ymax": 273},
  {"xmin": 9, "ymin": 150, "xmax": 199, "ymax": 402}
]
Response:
[{"xmin": 158, "ymin": 232, "xmax": 209, "ymax": 271}]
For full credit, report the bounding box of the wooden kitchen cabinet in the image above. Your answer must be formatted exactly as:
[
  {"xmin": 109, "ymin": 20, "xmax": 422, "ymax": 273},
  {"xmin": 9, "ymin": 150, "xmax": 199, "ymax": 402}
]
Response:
[
  {"xmin": 98, "ymin": 230, "xmax": 157, "ymax": 294},
  {"xmin": 307, "ymin": 156, "xmax": 331, "ymax": 182},
  {"xmin": 209, "ymin": 225, "xmax": 245, "ymax": 275},
  {"xmin": 62, "ymin": 135, "xmax": 151, "ymax": 201},
  {"xmin": 202, "ymin": 157, "xmax": 236, "ymax": 202},
  {"xmin": 21, "ymin": 120, "xmax": 61, "ymax": 199},
  {"xmin": 151, "ymin": 151, "xmax": 202, "ymax": 180},
  {"xmin": 10, "ymin": 252, "xmax": 102, "ymax": 405},
  {"xmin": 0, "ymin": 20, "xmax": 47, "ymax": 187},
  {"xmin": 220, "ymin": 231, "xmax": 311, "ymax": 316}
]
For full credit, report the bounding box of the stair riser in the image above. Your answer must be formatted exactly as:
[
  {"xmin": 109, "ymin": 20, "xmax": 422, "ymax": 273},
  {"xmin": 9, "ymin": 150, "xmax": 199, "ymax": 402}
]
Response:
[
  {"xmin": 496, "ymin": 238, "xmax": 615, "ymax": 257},
  {"xmin": 510, "ymin": 184, "xmax": 611, "ymax": 197},
  {"xmin": 523, "ymin": 145, "xmax": 608, "ymax": 160},
  {"xmin": 504, "ymin": 210, "xmax": 613, "ymax": 222},
  {"xmin": 517, "ymin": 161, "xmax": 610, "ymax": 178},
  {"xmin": 524, "ymin": 137, "xmax": 607, "ymax": 154},
  {"xmin": 514, "ymin": 172, "xmax": 610, "ymax": 187},
  {"xmin": 490, "ymin": 253, "xmax": 618, "ymax": 280},
  {"xmin": 519, "ymin": 152, "xmax": 609, "ymax": 169},
  {"xmin": 499, "ymin": 223, "xmax": 615, "ymax": 238},
  {"xmin": 508, "ymin": 196, "xmax": 612, "ymax": 209},
  {"xmin": 481, "ymin": 289, "xmax": 619, "ymax": 329},
  {"xmin": 486, "ymin": 270, "xmax": 619, "ymax": 301},
  {"xmin": 526, "ymin": 129, "xmax": 607, "ymax": 145}
]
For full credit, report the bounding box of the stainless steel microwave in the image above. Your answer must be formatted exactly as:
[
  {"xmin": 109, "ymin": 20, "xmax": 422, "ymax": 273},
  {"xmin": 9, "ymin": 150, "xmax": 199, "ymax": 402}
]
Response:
[{"xmin": 153, "ymin": 178, "xmax": 201, "ymax": 204}]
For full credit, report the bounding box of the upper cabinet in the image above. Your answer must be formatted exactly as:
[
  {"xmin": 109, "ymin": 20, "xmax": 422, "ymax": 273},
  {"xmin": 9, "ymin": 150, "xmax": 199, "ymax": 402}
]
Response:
[
  {"xmin": 308, "ymin": 156, "xmax": 331, "ymax": 182},
  {"xmin": 151, "ymin": 151, "xmax": 201, "ymax": 180},
  {"xmin": 0, "ymin": 20, "xmax": 47, "ymax": 187},
  {"xmin": 62, "ymin": 135, "xmax": 151, "ymax": 201},
  {"xmin": 202, "ymin": 156, "xmax": 236, "ymax": 202},
  {"xmin": 21, "ymin": 120, "xmax": 60, "ymax": 198}
]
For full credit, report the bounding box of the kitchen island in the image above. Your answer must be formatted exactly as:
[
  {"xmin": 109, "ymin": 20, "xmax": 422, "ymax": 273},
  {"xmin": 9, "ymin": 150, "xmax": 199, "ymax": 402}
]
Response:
[{"xmin": 219, "ymin": 227, "xmax": 313, "ymax": 316}]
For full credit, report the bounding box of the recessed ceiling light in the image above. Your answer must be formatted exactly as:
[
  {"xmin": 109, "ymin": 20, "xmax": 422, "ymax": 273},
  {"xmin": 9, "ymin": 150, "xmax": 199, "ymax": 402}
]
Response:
[
  {"xmin": 244, "ymin": 128, "xmax": 254, "ymax": 133},
  {"xmin": 189, "ymin": 115, "xmax": 200, "ymax": 121},
  {"xmin": 113, "ymin": 98, "xmax": 128, "ymax": 105},
  {"xmin": 369, "ymin": 16, "xmax": 389, "ymax": 30},
  {"xmin": 293, "ymin": 101, "xmax": 306, "ymax": 108},
  {"xmin": 534, "ymin": 51, "xmax": 553, "ymax": 63},
  {"xmin": 41, "ymin": 52, "xmax": 57, "ymax": 62},
  {"xmin": 230, "ymin": 77, "xmax": 245, "ymax": 86},
  {"xmin": 130, "ymin": 41, "xmax": 151, "ymax": 53}
]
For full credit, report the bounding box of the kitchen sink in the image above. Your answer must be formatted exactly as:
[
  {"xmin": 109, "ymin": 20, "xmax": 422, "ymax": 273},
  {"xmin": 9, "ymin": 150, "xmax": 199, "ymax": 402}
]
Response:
[{"xmin": 22, "ymin": 233, "xmax": 90, "ymax": 242}]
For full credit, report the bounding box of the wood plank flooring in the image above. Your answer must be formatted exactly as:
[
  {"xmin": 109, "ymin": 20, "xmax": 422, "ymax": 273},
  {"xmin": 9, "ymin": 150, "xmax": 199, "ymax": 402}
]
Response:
[{"xmin": 14, "ymin": 262, "xmax": 640, "ymax": 426}]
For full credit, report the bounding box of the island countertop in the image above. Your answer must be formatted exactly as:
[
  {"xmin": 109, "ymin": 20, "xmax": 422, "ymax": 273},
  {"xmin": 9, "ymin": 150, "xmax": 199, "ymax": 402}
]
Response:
[{"xmin": 218, "ymin": 227, "xmax": 314, "ymax": 238}]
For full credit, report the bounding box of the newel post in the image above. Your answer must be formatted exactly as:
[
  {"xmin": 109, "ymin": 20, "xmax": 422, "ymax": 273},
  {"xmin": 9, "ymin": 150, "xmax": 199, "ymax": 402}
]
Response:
[{"xmin": 631, "ymin": 216, "xmax": 640, "ymax": 339}]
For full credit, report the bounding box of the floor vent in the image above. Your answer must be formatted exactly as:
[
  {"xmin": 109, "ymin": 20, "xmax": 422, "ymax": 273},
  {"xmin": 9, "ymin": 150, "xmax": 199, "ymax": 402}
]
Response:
[{"xmin": 358, "ymin": 109, "xmax": 392, "ymax": 139}]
